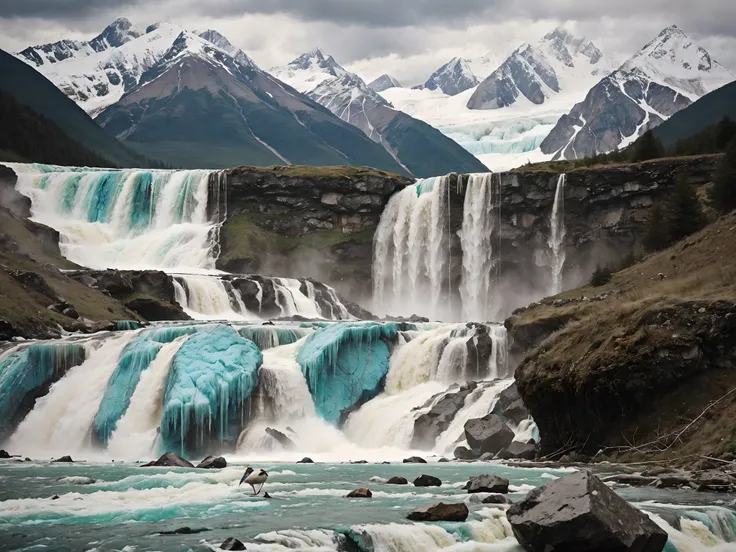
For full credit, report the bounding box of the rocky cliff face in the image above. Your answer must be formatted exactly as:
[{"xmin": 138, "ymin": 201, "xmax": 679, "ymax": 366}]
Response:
[
  {"xmin": 436, "ymin": 155, "xmax": 721, "ymax": 318},
  {"xmin": 215, "ymin": 166, "xmax": 412, "ymax": 299}
]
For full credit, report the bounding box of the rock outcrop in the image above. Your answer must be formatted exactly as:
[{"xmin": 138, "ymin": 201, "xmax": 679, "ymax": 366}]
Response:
[
  {"xmin": 265, "ymin": 428, "xmax": 296, "ymax": 450},
  {"xmin": 346, "ymin": 488, "xmax": 372, "ymax": 498},
  {"xmin": 217, "ymin": 166, "xmax": 411, "ymax": 298},
  {"xmin": 507, "ymin": 471, "xmax": 668, "ymax": 552}
]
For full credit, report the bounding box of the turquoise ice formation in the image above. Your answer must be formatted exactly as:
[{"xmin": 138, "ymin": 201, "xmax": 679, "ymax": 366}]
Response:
[
  {"xmin": 160, "ymin": 325, "xmax": 262, "ymax": 456},
  {"xmin": 297, "ymin": 322, "xmax": 400, "ymax": 425}
]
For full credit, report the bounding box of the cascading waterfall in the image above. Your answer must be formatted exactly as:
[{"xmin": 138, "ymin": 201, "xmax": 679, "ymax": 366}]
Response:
[
  {"xmin": 173, "ymin": 275, "xmax": 257, "ymax": 320},
  {"xmin": 11, "ymin": 164, "xmax": 218, "ymax": 271},
  {"xmin": 548, "ymin": 173, "xmax": 567, "ymax": 295},
  {"xmin": 372, "ymin": 176, "xmax": 453, "ymax": 320},
  {"xmin": 459, "ymin": 173, "xmax": 502, "ymax": 321},
  {"xmin": 0, "ymin": 320, "xmax": 527, "ymax": 460}
]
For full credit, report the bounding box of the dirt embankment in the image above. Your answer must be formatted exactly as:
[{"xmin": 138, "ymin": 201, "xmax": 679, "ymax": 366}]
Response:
[{"xmin": 509, "ymin": 211, "xmax": 736, "ymax": 463}]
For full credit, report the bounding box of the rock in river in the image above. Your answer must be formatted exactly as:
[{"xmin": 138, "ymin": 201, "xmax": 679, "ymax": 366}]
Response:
[
  {"xmin": 465, "ymin": 474, "xmax": 509, "ymax": 494},
  {"xmin": 414, "ymin": 474, "xmax": 442, "ymax": 487},
  {"xmin": 407, "ymin": 502, "xmax": 469, "ymax": 522},
  {"xmin": 507, "ymin": 470, "xmax": 668, "ymax": 552}
]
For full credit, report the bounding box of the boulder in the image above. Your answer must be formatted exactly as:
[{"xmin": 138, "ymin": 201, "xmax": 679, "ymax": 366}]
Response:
[
  {"xmin": 507, "ymin": 471, "xmax": 669, "ymax": 552},
  {"xmin": 454, "ymin": 446, "xmax": 480, "ymax": 460},
  {"xmin": 483, "ymin": 494, "xmax": 511, "ymax": 504},
  {"xmin": 402, "ymin": 456, "xmax": 427, "ymax": 464},
  {"xmin": 387, "ymin": 476, "xmax": 408, "ymax": 485},
  {"xmin": 497, "ymin": 441, "xmax": 538, "ymax": 461},
  {"xmin": 411, "ymin": 383, "xmax": 477, "ymax": 449},
  {"xmin": 141, "ymin": 452, "xmax": 194, "ymax": 468},
  {"xmin": 52, "ymin": 455, "xmax": 73, "ymax": 463},
  {"xmin": 297, "ymin": 457, "xmax": 314, "ymax": 464},
  {"xmin": 437, "ymin": 457, "xmax": 450, "ymax": 463},
  {"xmin": 0, "ymin": 450, "xmax": 10, "ymax": 459},
  {"xmin": 94, "ymin": 270, "xmax": 134, "ymax": 296},
  {"xmin": 346, "ymin": 488, "xmax": 372, "ymax": 498},
  {"xmin": 0, "ymin": 319, "xmax": 16, "ymax": 341},
  {"xmin": 492, "ymin": 383, "xmax": 531, "ymax": 426},
  {"xmin": 414, "ymin": 474, "xmax": 442, "ymax": 487},
  {"xmin": 196, "ymin": 456, "xmax": 227, "ymax": 469},
  {"xmin": 266, "ymin": 428, "xmax": 296, "ymax": 450},
  {"xmin": 407, "ymin": 502, "xmax": 469, "ymax": 522},
  {"xmin": 220, "ymin": 538, "xmax": 246, "ymax": 550},
  {"xmin": 464, "ymin": 413, "xmax": 514, "ymax": 456},
  {"xmin": 465, "ymin": 474, "xmax": 509, "ymax": 494}
]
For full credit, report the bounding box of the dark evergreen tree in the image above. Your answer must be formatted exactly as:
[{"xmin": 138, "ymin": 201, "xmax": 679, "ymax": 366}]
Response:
[
  {"xmin": 632, "ymin": 128, "xmax": 665, "ymax": 162},
  {"xmin": 715, "ymin": 116, "xmax": 736, "ymax": 151},
  {"xmin": 708, "ymin": 137, "xmax": 736, "ymax": 214},
  {"xmin": 590, "ymin": 265, "xmax": 612, "ymax": 287},
  {"xmin": 666, "ymin": 173, "xmax": 705, "ymax": 242},
  {"xmin": 643, "ymin": 204, "xmax": 670, "ymax": 251}
]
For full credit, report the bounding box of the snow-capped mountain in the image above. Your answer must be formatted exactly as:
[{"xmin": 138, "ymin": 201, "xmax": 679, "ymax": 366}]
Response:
[
  {"xmin": 15, "ymin": 21, "xmax": 186, "ymax": 116},
  {"xmin": 540, "ymin": 25, "xmax": 735, "ymax": 159},
  {"xmin": 369, "ymin": 74, "xmax": 402, "ymax": 93},
  {"xmin": 467, "ymin": 27, "xmax": 604, "ymax": 110},
  {"xmin": 381, "ymin": 27, "xmax": 609, "ymax": 171},
  {"xmin": 18, "ymin": 18, "xmax": 141, "ymax": 68},
  {"xmin": 96, "ymin": 32, "xmax": 409, "ymax": 172},
  {"xmin": 417, "ymin": 57, "xmax": 480, "ymax": 96},
  {"xmin": 272, "ymin": 49, "xmax": 488, "ymax": 176}
]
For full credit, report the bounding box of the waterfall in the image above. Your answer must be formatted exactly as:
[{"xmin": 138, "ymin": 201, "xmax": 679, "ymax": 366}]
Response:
[
  {"xmin": 173, "ymin": 275, "xmax": 257, "ymax": 320},
  {"xmin": 372, "ymin": 176, "xmax": 453, "ymax": 320},
  {"xmin": 459, "ymin": 173, "xmax": 502, "ymax": 321},
  {"xmin": 11, "ymin": 164, "xmax": 219, "ymax": 272},
  {"xmin": 7, "ymin": 333, "xmax": 136, "ymax": 457},
  {"xmin": 1, "ymin": 321, "xmax": 516, "ymax": 460},
  {"xmin": 548, "ymin": 173, "xmax": 567, "ymax": 295},
  {"xmin": 273, "ymin": 278, "xmax": 322, "ymax": 319}
]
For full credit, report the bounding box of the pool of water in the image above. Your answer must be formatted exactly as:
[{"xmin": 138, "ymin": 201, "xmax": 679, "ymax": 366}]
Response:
[{"xmin": 0, "ymin": 460, "xmax": 733, "ymax": 551}]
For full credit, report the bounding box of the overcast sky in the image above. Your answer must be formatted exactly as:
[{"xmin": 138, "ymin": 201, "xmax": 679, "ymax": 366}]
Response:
[{"xmin": 1, "ymin": 0, "xmax": 735, "ymax": 85}]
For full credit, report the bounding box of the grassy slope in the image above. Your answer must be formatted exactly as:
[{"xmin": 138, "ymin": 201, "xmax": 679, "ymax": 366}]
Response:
[
  {"xmin": 0, "ymin": 207, "xmax": 140, "ymax": 337},
  {"xmin": 509, "ymin": 210, "xmax": 736, "ymax": 462}
]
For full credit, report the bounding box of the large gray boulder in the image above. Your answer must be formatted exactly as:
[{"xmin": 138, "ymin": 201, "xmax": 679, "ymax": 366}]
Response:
[
  {"xmin": 266, "ymin": 428, "xmax": 296, "ymax": 450},
  {"xmin": 507, "ymin": 470, "xmax": 668, "ymax": 552},
  {"xmin": 492, "ymin": 383, "xmax": 531, "ymax": 426},
  {"xmin": 497, "ymin": 441, "xmax": 538, "ymax": 461},
  {"xmin": 411, "ymin": 383, "xmax": 476, "ymax": 449},
  {"xmin": 465, "ymin": 474, "xmax": 510, "ymax": 494},
  {"xmin": 196, "ymin": 455, "xmax": 227, "ymax": 469},
  {"xmin": 464, "ymin": 413, "xmax": 514, "ymax": 456}
]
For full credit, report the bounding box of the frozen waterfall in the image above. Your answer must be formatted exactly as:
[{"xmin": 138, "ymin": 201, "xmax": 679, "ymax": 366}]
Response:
[{"xmin": 0, "ymin": 321, "xmax": 522, "ymax": 461}]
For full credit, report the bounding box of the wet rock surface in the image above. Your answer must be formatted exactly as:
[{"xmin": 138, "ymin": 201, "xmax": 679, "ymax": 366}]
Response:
[
  {"xmin": 464, "ymin": 413, "xmax": 514, "ymax": 456},
  {"xmin": 386, "ymin": 476, "xmax": 408, "ymax": 485},
  {"xmin": 507, "ymin": 470, "xmax": 668, "ymax": 552},
  {"xmin": 465, "ymin": 474, "xmax": 510, "ymax": 494},
  {"xmin": 411, "ymin": 383, "xmax": 477, "ymax": 449},
  {"xmin": 413, "ymin": 474, "xmax": 442, "ymax": 487},
  {"xmin": 497, "ymin": 441, "xmax": 539, "ymax": 461},
  {"xmin": 220, "ymin": 537, "xmax": 246, "ymax": 550},
  {"xmin": 266, "ymin": 428, "xmax": 297, "ymax": 450},
  {"xmin": 141, "ymin": 452, "xmax": 194, "ymax": 468},
  {"xmin": 402, "ymin": 456, "xmax": 427, "ymax": 464},
  {"xmin": 346, "ymin": 488, "xmax": 372, "ymax": 498},
  {"xmin": 407, "ymin": 502, "xmax": 469, "ymax": 522},
  {"xmin": 196, "ymin": 456, "xmax": 227, "ymax": 469}
]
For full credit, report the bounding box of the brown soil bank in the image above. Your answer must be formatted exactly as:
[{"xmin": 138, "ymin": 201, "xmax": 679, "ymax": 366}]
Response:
[{"xmin": 509, "ymin": 211, "xmax": 736, "ymax": 463}]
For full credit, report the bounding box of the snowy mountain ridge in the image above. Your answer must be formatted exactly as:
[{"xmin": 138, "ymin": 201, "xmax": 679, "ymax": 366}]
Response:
[
  {"xmin": 417, "ymin": 57, "xmax": 480, "ymax": 96},
  {"xmin": 540, "ymin": 25, "xmax": 734, "ymax": 159},
  {"xmin": 369, "ymin": 74, "xmax": 402, "ymax": 93},
  {"xmin": 18, "ymin": 17, "xmax": 142, "ymax": 68}
]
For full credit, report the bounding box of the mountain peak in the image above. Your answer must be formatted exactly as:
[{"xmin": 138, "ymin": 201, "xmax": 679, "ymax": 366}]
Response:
[
  {"xmin": 91, "ymin": 17, "xmax": 141, "ymax": 50},
  {"xmin": 369, "ymin": 74, "xmax": 402, "ymax": 93},
  {"xmin": 420, "ymin": 56, "xmax": 479, "ymax": 96}
]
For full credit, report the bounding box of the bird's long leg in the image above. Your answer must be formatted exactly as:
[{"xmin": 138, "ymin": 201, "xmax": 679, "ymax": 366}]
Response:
[{"xmin": 250, "ymin": 484, "xmax": 256, "ymax": 496}]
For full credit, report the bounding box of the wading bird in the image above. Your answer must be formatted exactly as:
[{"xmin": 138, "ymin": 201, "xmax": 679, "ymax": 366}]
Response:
[{"xmin": 239, "ymin": 466, "xmax": 269, "ymax": 495}]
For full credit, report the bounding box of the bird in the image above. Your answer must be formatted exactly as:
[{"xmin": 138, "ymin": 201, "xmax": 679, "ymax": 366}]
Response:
[{"xmin": 239, "ymin": 466, "xmax": 268, "ymax": 495}]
